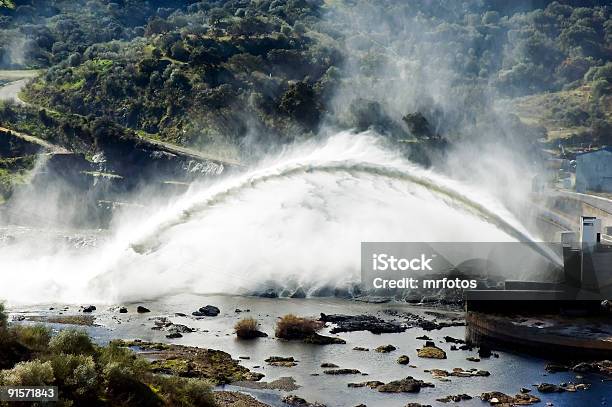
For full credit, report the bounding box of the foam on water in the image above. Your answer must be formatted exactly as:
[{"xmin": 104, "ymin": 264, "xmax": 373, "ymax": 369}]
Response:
[{"xmin": 0, "ymin": 131, "xmax": 548, "ymax": 304}]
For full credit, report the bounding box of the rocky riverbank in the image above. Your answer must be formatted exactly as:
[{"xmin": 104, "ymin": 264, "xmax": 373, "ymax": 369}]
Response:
[{"xmin": 3, "ymin": 295, "xmax": 612, "ymax": 407}]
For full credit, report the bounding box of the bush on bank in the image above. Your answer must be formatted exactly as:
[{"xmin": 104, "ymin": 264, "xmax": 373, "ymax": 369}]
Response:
[{"xmin": 0, "ymin": 303, "xmax": 215, "ymax": 406}]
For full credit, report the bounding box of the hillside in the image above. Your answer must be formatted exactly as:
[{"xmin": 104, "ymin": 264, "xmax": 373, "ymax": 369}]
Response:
[{"xmin": 0, "ymin": 0, "xmax": 610, "ymax": 199}]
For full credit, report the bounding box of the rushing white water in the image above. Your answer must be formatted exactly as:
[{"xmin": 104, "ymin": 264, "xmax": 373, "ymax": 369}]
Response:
[{"xmin": 0, "ymin": 131, "xmax": 546, "ymax": 305}]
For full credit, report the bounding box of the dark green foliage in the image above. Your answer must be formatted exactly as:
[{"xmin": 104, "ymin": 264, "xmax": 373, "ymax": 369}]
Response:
[
  {"xmin": 12, "ymin": 324, "xmax": 51, "ymax": 352},
  {"xmin": 0, "ymin": 321, "xmax": 215, "ymax": 406},
  {"xmin": 48, "ymin": 329, "xmax": 96, "ymax": 356},
  {"xmin": 0, "ymin": 303, "xmax": 6, "ymax": 329}
]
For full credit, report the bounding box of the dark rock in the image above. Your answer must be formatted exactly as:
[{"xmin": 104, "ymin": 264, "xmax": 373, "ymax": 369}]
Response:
[
  {"xmin": 416, "ymin": 335, "xmax": 432, "ymax": 340},
  {"xmin": 466, "ymin": 357, "xmax": 480, "ymax": 362},
  {"xmin": 282, "ymin": 395, "xmax": 326, "ymax": 407},
  {"xmin": 238, "ymin": 329, "xmax": 268, "ymax": 340},
  {"xmin": 347, "ymin": 381, "xmax": 384, "ymax": 389},
  {"xmin": 192, "ymin": 305, "xmax": 220, "ymax": 317},
  {"xmin": 443, "ymin": 336, "xmax": 465, "ymax": 344},
  {"xmin": 119, "ymin": 307, "xmax": 128, "ymax": 313},
  {"xmin": 405, "ymin": 404, "xmax": 432, "ymax": 407},
  {"xmin": 478, "ymin": 345, "xmax": 492, "ymax": 358},
  {"xmin": 304, "ymin": 334, "xmax": 346, "ymax": 345},
  {"xmin": 174, "ymin": 312, "xmax": 187, "ymax": 317},
  {"xmin": 377, "ymin": 377, "xmax": 434, "ymax": 393},
  {"xmin": 168, "ymin": 324, "xmax": 194, "ymax": 334},
  {"xmin": 320, "ymin": 313, "xmax": 406, "ymax": 334},
  {"xmin": 537, "ymin": 383, "xmax": 565, "ymax": 393},
  {"xmin": 166, "ymin": 332, "xmax": 183, "ymax": 339},
  {"xmin": 520, "ymin": 388, "xmax": 531, "ymax": 393},
  {"xmin": 235, "ymin": 309, "xmax": 242, "ymax": 313},
  {"xmin": 320, "ymin": 363, "xmax": 338, "ymax": 368},
  {"xmin": 323, "ymin": 368, "xmax": 361, "ymax": 375},
  {"xmin": 82, "ymin": 305, "xmax": 96, "ymax": 313},
  {"xmin": 137, "ymin": 306, "xmax": 150, "ymax": 313},
  {"xmin": 397, "ymin": 355, "xmax": 410, "ymax": 365},
  {"xmin": 352, "ymin": 346, "xmax": 369, "ymax": 351}
]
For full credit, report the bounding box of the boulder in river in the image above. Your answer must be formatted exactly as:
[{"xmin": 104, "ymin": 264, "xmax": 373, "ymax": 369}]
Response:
[
  {"xmin": 480, "ymin": 391, "xmax": 540, "ymax": 405},
  {"xmin": 377, "ymin": 376, "xmax": 434, "ymax": 393},
  {"xmin": 265, "ymin": 356, "xmax": 298, "ymax": 367},
  {"xmin": 323, "ymin": 368, "xmax": 361, "ymax": 375},
  {"xmin": 82, "ymin": 305, "xmax": 96, "ymax": 313},
  {"xmin": 304, "ymin": 334, "xmax": 346, "ymax": 345},
  {"xmin": 192, "ymin": 305, "xmax": 220, "ymax": 317},
  {"xmin": 417, "ymin": 342, "xmax": 446, "ymax": 359},
  {"xmin": 137, "ymin": 306, "xmax": 150, "ymax": 313},
  {"xmin": 320, "ymin": 313, "xmax": 406, "ymax": 334},
  {"xmin": 374, "ymin": 344, "xmax": 396, "ymax": 353},
  {"xmin": 397, "ymin": 355, "xmax": 410, "ymax": 365}
]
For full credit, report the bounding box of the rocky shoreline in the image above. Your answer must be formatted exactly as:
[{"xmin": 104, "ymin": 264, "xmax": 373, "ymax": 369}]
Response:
[{"xmin": 3, "ymin": 299, "xmax": 612, "ymax": 407}]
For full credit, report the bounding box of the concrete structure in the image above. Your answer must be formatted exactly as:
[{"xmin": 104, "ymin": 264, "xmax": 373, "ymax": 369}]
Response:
[
  {"xmin": 575, "ymin": 147, "xmax": 612, "ymax": 193},
  {"xmin": 465, "ymin": 215, "xmax": 612, "ymax": 312}
]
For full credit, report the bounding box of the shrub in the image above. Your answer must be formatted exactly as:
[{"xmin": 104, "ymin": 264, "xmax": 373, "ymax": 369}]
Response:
[
  {"xmin": 234, "ymin": 318, "xmax": 261, "ymax": 339},
  {"xmin": 49, "ymin": 329, "xmax": 96, "ymax": 356},
  {"xmin": 98, "ymin": 342, "xmax": 149, "ymax": 382},
  {"xmin": 0, "ymin": 360, "xmax": 54, "ymax": 386},
  {"xmin": 13, "ymin": 325, "xmax": 51, "ymax": 352},
  {"xmin": 154, "ymin": 376, "xmax": 215, "ymax": 407},
  {"xmin": 275, "ymin": 314, "xmax": 323, "ymax": 340},
  {"xmin": 48, "ymin": 353, "xmax": 98, "ymax": 402}
]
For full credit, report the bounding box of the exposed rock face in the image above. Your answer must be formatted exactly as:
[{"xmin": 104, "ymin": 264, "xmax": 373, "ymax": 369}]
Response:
[
  {"xmin": 417, "ymin": 342, "xmax": 447, "ymax": 359},
  {"xmin": 192, "ymin": 305, "xmax": 220, "ymax": 317},
  {"xmin": 374, "ymin": 344, "xmax": 396, "ymax": 353},
  {"xmin": 320, "ymin": 313, "xmax": 406, "ymax": 334}
]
